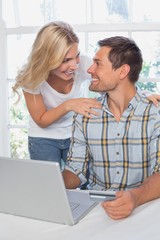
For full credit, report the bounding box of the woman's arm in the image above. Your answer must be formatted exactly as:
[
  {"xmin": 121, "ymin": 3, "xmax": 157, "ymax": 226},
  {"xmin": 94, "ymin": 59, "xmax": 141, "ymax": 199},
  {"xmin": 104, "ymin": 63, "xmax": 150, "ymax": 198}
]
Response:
[{"xmin": 23, "ymin": 91, "xmax": 101, "ymax": 128}]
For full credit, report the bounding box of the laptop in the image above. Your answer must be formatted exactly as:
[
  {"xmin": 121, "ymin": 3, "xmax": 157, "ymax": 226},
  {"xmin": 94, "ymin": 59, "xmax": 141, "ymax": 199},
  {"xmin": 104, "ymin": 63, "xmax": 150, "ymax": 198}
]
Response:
[{"xmin": 0, "ymin": 157, "xmax": 115, "ymax": 225}]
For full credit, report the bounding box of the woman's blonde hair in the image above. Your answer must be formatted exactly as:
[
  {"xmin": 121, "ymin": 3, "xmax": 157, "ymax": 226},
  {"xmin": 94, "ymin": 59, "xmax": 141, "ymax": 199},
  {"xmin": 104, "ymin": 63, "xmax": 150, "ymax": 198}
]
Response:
[{"xmin": 13, "ymin": 21, "xmax": 79, "ymax": 94}]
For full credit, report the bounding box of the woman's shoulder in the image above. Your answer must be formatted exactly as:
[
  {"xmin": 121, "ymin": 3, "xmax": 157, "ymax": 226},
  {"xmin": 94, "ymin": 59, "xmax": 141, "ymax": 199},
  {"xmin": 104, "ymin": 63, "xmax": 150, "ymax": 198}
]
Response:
[{"xmin": 23, "ymin": 82, "xmax": 45, "ymax": 94}]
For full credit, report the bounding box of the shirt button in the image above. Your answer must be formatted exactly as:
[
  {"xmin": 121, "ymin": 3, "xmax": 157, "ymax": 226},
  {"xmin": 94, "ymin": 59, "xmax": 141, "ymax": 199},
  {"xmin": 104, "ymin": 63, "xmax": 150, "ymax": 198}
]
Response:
[
  {"xmin": 117, "ymin": 171, "xmax": 120, "ymax": 174},
  {"xmin": 117, "ymin": 133, "xmax": 120, "ymax": 136},
  {"xmin": 116, "ymin": 152, "xmax": 119, "ymax": 155}
]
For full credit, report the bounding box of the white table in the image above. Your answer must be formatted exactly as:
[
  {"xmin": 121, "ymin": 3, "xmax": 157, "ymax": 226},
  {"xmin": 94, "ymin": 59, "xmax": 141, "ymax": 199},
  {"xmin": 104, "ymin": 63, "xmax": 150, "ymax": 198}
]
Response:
[{"xmin": 1, "ymin": 198, "xmax": 160, "ymax": 240}]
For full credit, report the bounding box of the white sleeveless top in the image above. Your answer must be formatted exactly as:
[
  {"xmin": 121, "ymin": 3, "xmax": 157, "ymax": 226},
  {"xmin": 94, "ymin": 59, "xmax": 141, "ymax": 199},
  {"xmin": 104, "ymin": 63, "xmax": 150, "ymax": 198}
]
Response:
[{"xmin": 24, "ymin": 54, "xmax": 92, "ymax": 139}]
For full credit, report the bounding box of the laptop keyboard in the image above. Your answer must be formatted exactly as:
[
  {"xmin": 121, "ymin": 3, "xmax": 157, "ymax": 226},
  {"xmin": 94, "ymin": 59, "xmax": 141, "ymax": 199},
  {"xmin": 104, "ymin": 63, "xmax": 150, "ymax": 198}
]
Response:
[{"xmin": 69, "ymin": 202, "xmax": 80, "ymax": 211}]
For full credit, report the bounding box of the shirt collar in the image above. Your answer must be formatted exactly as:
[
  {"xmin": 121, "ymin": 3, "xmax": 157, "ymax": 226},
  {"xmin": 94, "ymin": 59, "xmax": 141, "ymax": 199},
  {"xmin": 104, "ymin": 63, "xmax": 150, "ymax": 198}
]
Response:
[
  {"xmin": 129, "ymin": 88, "xmax": 144, "ymax": 109},
  {"xmin": 99, "ymin": 88, "xmax": 144, "ymax": 113}
]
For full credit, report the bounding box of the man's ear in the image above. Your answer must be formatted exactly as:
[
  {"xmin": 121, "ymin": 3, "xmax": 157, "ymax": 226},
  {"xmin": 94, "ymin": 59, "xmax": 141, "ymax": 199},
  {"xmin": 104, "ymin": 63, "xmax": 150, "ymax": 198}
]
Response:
[{"xmin": 119, "ymin": 64, "xmax": 130, "ymax": 79}]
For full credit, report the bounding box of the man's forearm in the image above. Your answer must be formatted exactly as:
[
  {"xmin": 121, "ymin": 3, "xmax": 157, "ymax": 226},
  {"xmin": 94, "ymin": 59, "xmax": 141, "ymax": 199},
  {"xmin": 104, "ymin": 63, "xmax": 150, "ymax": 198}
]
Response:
[
  {"xmin": 129, "ymin": 172, "xmax": 160, "ymax": 207},
  {"xmin": 62, "ymin": 169, "xmax": 81, "ymax": 189}
]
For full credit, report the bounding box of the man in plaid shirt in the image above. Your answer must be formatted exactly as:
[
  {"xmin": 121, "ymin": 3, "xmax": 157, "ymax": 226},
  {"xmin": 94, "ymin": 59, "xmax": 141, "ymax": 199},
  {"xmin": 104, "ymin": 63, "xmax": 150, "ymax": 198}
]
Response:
[{"xmin": 63, "ymin": 36, "xmax": 160, "ymax": 220}]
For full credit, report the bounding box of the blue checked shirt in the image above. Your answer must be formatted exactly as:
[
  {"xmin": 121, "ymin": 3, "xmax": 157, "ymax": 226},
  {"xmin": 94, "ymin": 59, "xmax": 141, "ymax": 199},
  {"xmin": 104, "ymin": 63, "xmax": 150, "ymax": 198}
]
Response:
[{"xmin": 66, "ymin": 89, "xmax": 160, "ymax": 190}]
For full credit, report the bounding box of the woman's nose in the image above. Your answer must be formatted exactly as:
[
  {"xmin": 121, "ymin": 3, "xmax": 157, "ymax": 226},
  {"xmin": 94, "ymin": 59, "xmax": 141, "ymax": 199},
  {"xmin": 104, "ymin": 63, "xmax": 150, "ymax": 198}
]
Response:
[{"xmin": 70, "ymin": 59, "xmax": 79, "ymax": 70}]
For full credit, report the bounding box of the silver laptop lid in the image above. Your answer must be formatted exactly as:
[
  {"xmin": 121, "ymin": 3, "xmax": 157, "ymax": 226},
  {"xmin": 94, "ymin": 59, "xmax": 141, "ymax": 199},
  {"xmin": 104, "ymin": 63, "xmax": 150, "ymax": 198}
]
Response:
[{"xmin": 0, "ymin": 157, "xmax": 75, "ymax": 225}]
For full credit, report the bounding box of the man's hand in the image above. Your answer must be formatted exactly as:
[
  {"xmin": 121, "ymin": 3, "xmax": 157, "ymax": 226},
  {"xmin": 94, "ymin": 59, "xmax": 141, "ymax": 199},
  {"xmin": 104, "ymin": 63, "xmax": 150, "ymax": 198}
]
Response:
[{"xmin": 101, "ymin": 190, "xmax": 137, "ymax": 220}]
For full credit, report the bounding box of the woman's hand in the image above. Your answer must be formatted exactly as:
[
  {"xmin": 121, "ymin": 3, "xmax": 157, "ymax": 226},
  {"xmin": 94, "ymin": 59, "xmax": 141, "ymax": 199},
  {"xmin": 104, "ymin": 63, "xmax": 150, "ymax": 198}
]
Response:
[
  {"xmin": 145, "ymin": 93, "xmax": 160, "ymax": 106},
  {"xmin": 65, "ymin": 98, "xmax": 102, "ymax": 118}
]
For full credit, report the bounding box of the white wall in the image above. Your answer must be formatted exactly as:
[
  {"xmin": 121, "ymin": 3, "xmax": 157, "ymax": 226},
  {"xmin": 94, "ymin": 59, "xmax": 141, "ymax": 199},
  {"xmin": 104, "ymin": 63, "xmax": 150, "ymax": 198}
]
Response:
[{"xmin": 0, "ymin": 1, "xmax": 10, "ymax": 156}]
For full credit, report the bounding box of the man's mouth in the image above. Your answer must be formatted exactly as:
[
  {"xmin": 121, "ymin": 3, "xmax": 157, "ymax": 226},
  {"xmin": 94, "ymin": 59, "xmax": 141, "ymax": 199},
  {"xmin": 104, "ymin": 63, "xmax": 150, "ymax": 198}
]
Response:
[{"xmin": 91, "ymin": 77, "xmax": 99, "ymax": 83}]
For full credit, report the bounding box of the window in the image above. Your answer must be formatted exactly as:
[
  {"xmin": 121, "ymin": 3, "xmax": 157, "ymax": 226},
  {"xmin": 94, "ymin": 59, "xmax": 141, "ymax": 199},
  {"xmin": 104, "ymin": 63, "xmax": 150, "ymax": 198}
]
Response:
[{"xmin": 1, "ymin": 0, "xmax": 160, "ymax": 158}]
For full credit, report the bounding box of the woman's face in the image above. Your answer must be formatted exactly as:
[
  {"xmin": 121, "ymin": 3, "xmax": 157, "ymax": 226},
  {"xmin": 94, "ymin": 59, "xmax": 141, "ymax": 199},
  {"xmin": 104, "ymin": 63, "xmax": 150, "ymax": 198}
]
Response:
[{"xmin": 51, "ymin": 43, "xmax": 80, "ymax": 81}]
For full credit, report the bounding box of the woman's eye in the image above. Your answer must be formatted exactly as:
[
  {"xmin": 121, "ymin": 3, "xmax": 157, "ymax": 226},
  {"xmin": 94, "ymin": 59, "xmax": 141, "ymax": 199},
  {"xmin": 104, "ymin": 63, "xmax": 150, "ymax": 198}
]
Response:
[{"xmin": 63, "ymin": 59, "xmax": 69, "ymax": 63}]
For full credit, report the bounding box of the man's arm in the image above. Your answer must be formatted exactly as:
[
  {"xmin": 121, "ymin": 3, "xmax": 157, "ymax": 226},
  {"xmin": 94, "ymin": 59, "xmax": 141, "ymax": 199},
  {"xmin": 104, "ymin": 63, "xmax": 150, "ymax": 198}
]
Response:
[
  {"xmin": 63, "ymin": 113, "xmax": 89, "ymax": 189},
  {"xmin": 129, "ymin": 172, "xmax": 160, "ymax": 206},
  {"xmin": 62, "ymin": 169, "xmax": 81, "ymax": 189},
  {"xmin": 102, "ymin": 172, "xmax": 160, "ymax": 220}
]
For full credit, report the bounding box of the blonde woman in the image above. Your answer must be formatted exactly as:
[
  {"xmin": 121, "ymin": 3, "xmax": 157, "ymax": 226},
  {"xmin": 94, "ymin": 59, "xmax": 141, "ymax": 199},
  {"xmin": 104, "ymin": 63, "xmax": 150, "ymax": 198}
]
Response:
[{"xmin": 13, "ymin": 21, "xmax": 101, "ymax": 168}]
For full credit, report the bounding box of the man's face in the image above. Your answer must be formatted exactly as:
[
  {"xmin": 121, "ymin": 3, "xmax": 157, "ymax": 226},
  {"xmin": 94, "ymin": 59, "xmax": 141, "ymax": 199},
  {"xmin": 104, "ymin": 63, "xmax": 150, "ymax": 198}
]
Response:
[{"xmin": 88, "ymin": 46, "xmax": 121, "ymax": 93}]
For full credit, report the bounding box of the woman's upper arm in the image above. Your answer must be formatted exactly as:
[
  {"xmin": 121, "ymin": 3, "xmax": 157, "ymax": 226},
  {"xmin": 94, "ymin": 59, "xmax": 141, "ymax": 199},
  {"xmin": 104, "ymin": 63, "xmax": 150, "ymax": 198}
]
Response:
[{"xmin": 23, "ymin": 91, "xmax": 46, "ymax": 125}]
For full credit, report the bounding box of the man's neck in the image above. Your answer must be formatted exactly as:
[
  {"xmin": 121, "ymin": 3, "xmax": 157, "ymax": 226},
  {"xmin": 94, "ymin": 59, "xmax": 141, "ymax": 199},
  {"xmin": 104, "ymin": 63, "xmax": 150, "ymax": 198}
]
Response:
[{"xmin": 107, "ymin": 85, "xmax": 136, "ymax": 122}]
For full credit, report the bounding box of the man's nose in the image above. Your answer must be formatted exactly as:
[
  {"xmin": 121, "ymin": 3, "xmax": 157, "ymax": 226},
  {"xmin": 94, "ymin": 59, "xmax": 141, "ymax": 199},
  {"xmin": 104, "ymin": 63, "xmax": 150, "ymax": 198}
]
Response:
[{"xmin": 87, "ymin": 64, "xmax": 94, "ymax": 74}]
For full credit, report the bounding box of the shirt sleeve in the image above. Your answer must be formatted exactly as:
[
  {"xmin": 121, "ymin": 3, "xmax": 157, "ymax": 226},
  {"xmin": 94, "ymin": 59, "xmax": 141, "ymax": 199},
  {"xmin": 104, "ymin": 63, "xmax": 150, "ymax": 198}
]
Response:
[
  {"xmin": 22, "ymin": 85, "xmax": 41, "ymax": 94},
  {"xmin": 65, "ymin": 114, "xmax": 89, "ymax": 185}
]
